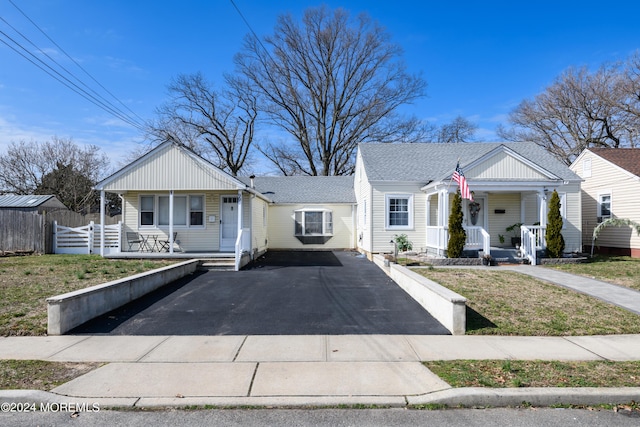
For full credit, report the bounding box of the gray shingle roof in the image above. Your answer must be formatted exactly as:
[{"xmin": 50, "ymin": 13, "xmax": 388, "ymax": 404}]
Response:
[
  {"xmin": 239, "ymin": 176, "xmax": 356, "ymax": 204},
  {"xmin": 0, "ymin": 194, "xmax": 56, "ymax": 208},
  {"xmin": 359, "ymin": 142, "xmax": 581, "ymax": 182}
]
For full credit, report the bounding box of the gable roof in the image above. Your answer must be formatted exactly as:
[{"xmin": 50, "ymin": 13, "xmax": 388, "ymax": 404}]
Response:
[
  {"xmin": 588, "ymin": 148, "xmax": 640, "ymax": 178},
  {"xmin": 239, "ymin": 176, "xmax": 356, "ymax": 204},
  {"xmin": 0, "ymin": 194, "xmax": 66, "ymax": 209},
  {"xmin": 95, "ymin": 141, "xmax": 248, "ymax": 192},
  {"xmin": 358, "ymin": 142, "xmax": 580, "ymax": 183}
]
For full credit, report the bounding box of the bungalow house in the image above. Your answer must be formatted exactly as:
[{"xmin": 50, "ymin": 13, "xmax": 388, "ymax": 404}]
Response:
[
  {"xmin": 570, "ymin": 148, "xmax": 640, "ymax": 257},
  {"xmin": 354, "ymin": 142, "xmax": 582, "ymax": 263},
  {"xmin": 94, "ymin": 140, "xmax": 582, "ymax": 266}
]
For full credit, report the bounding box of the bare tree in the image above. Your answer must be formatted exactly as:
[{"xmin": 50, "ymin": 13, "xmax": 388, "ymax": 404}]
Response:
[
  {"xmin": 437, "ymin": 115, "xmax": 478, "ymax": 143},
  {"xmin": 0, "ymin": 136, "xmax": 111, "ymax": 213},
  {"xmin": 234, "ymin": 6, "xmax": 427, "ymax": 175},
  {"xmin": 150, "ymin": 72, "xmax": 258, "ymax": 176},
  {"xmin": 499, "ymin": 52, "xmax": 640, "ymax": 165}
]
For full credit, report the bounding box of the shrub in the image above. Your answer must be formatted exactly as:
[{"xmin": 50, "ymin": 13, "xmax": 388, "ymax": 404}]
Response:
[
  {"xmin": 395, "ymin": 234, "xmax": 413, "ymax": 252},
  {"xmin": 545, "ymin": 190, "xmax": 565, "ymax": 258},
  {"xmin": 447, "ymin": 190, "xmax": 466, "ymax": 258}
]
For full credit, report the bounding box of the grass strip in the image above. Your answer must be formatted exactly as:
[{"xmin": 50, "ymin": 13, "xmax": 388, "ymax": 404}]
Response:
[
  {"xmin": 0, "ymin": 360, "xmax": 102, "ymax": 391},
  {"xmin": 424, "ymin": 360, "xmax": 640, "ymax": 388}
]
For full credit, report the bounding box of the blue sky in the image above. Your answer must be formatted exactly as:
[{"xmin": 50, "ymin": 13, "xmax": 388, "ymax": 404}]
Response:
[{"xmin": 1, "ymin": 0, "xmax": 639, "ymax": 174}]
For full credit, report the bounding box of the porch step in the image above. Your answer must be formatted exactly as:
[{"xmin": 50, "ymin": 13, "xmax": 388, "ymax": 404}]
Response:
[
  {"xmin": 487, "ymin": 248, "xmax": 527, "ymax": 265},
  {"xmin": 197, "ymin": 258, "xmax": 235, "ymax": 271}
]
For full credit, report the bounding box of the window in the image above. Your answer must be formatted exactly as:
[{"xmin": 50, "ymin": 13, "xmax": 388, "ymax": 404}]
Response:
[
  {"xmin": 294, "ymin": 209, "xmax": 333, "ymax": 244},
  {"xmin": 385, "ymin": 194, "xmax": 413, "ymax": 229},
  {"xmin": 295, "ymin": 209, "xmax": 333, "ymax": 235},
  {"xmin": 190, "ymin": 196, "xmax": 204, "ymax": 226},
  {"xmin": 140, "ymin": 196, "xmax": 154, "ymax": 226},
  {"xmin": 139, "ymin": 194, "xmax": 205, "ymax": 227},
  {"xmin": 598, "ymin": 192, "xmax": 612, "ymax": 222}
]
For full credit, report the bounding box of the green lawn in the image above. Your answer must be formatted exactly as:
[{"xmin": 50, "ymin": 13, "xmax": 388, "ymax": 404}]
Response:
[{"xmin": 0, "ymin": 254, "xmax": 176, "ymax": 336}]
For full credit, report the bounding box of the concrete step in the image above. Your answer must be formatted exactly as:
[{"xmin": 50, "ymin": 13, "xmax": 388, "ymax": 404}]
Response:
[{"xmin": 198, "ymin": 258, "xmax": 235, "ymax": 271}]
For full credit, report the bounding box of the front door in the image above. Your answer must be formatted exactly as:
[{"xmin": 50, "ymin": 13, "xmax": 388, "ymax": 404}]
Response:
[
  {"xmin": 220, "ymin": 196, "xmax": 238, "ymax": 251},
  {"xmin": 466, "ymin": 196, "xmax": 486, "ymax": 229}
]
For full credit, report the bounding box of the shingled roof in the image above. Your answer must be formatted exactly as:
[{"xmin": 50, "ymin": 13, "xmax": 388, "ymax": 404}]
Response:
[
  {"xmin": 359, "ymin": 142, "xmax": 580, "ymax": 183},
  {"xmin": 239, "ymin": 176, "xmax": 356, "ymax": 204},
  {"xmin": 589, "ymin": 148, "xmax": 640, "ymax": 178}
]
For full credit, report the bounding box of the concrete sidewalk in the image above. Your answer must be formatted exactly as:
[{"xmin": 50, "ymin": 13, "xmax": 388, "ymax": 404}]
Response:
[
  {"xmin": 0, "ymin": 334, "xmax": 639, "ymax": 408},
  {"xmin": 1, "ymin": 264, "xmax": 639, "ymax": 409}
]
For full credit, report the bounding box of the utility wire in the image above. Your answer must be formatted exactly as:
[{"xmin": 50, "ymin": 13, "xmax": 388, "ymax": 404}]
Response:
[{"xmin": 2, "ymin": 1, "xmax": 146, "ymax": 130}]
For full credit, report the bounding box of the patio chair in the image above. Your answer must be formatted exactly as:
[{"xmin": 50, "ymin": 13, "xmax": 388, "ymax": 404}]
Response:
[
  {"xmin": 158, "ymin": 232, "xmax": 177, "ymax": 252},
  {"xmin": 126, "ymin": 232, "xmax": 144, "ymax": 252}
]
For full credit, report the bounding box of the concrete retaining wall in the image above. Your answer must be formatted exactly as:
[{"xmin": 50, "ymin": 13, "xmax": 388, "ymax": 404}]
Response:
[
  {"xmin": 47, "ymin": 260, "xmax": 199, "ymax": 335},
  {"xmin": 373, "ymin": 254, "xmax": 466, "ymax": 335}
]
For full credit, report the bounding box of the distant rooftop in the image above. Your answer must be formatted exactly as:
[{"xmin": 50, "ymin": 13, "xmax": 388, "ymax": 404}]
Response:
[
  {"xmin": 0, "ymin": 194, "xmax": 59, "ymax": 208},
  {"xmin": 239, "ymin": 176, "xmax": 356, "ymax": 204}
]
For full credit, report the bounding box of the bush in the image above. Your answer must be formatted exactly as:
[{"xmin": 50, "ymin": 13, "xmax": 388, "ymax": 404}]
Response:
[
  {"xmin": 395, "ymin": 234, "xmax": 413, "ymax": 252},
  {"xmin": 447, "ymin": 190, "xmax": 466, "ymax": 258},
  {"xmin": 545, "ymin": 190, "xmax": 565, "ymax": 258}
]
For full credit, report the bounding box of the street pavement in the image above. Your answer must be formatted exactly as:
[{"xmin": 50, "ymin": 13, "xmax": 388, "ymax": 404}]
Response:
[{"xmin": 1, "ymin": 264, "xmax": 639, "ymax": 409}]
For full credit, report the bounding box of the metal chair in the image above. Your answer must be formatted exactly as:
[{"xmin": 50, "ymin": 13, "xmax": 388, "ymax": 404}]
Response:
[
  {"xmin": 126, "ymin": 232, "xmax": 144, "ymax": 252},
  {"xmin": 158, "ymin": 232, "xmax": 177, "ymax": 252}
]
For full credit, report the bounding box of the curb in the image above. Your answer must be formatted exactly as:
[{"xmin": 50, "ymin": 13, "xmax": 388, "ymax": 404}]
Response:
[{"xmin": 2, "ymin": 388, "xmax": 639, "ymax": 409}]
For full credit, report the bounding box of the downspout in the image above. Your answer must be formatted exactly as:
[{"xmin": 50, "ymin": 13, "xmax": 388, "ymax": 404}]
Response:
[{"xmin": 369, "ymin": 185, "xmax": 374, "ymax": 254}]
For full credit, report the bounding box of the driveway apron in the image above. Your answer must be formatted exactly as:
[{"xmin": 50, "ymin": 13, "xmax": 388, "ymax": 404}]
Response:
[{"xmin": 70, "ymin": 251, "xmax": 449, "ymax": 335}]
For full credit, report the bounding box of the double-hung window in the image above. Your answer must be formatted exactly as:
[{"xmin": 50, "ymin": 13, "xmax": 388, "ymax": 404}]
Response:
[
  {"xmin": 598, "ymin": 192, "xmax": 612, "ymax": 222},
  {"xmin": 139, "ymin": 194, "xmax": 205, "ymax": 227},
  {"xmin": 386, "ymin": 194, "xmax": 413, "ymax": 230}
]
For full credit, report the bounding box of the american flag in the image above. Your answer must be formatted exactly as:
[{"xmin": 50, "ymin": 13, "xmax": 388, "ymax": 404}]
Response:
[{"xmin": 452, "ymin": 162, "xmax": 473, "ymax": 200}]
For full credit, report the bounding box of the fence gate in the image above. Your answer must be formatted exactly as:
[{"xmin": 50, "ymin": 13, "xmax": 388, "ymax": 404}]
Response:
[{"xmin": 53, "ymin": 221, "xmax": 121, "ymax": 255}]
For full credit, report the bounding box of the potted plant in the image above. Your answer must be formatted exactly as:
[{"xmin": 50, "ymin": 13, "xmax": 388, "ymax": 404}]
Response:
[{"xmin": 505, "ymin": 222, "xmax": 523, "ymax": 247}]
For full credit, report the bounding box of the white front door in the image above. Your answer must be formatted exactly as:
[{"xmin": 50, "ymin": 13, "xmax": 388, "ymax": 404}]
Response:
[{"xmin": 220, "ymin": 196, "xmax": 238, "ymax": 251}]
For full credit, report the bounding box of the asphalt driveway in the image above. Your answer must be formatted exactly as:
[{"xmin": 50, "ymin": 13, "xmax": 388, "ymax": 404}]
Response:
[{"xmin": 71, "ymin": 251, "xmax": 449, "ymax": 335}]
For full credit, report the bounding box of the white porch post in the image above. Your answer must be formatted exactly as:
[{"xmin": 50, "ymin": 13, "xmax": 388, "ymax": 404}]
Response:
[
  {"xmin": 169, "ymin": 190, "xmax": 174, "ymax": 254},
  {"xmin": 538, "ymin": 190, "xmax": 548, "ymax": 227},
  {"xmin": 100, "ymin": 190, "xmax": 105, "ymax": 257},
  {"xmin": 237, "ymin": 190, "xmax": 243, "ymax": 239}
]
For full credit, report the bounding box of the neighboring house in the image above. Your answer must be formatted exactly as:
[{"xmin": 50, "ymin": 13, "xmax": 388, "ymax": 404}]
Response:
[
  {"xmin": 0, "ymin": 194, "xmax": 68, "ymax": 213},
  {"xmin": 570, "ymin": 148, "xmax": 640, "ymax": 258},
  {"xmin": 354, "ymin": 142, "xmax": 582, "ymax": 262},
  {"xmin": 94, "ymin": 140, "xmax": 582, "ymax": 266}
]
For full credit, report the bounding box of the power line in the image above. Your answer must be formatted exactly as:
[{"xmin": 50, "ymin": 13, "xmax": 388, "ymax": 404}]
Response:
[
  {"xmin": 1, "ymin": 1, "xmax": 147, "ymax": 131},
  {"xmin": 8, "ymin": 0, "xmax": 146, "ymax": 127}
]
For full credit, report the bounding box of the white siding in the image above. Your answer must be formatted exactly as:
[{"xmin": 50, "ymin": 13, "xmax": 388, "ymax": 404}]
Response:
[
  {"xmin": 122, "ymin": 190, "xmax": 252, "ymax": 252},
  {"xmin": 572, "ymin": 153, "xmax": 640, "ymax": 251},
  {"xmin": 488, "ymin": 193, "xmax": 521, "ymax": 247},
  {"xmin": 102, "ymin": 144, "xmax": 241, "ymax": 192},
  {"xmin": 371, "ymin": 182, "xmax": 426, "ymax": 253},
  {"xmin": 354, "ymin": 151, "xmax": 373, "ymax": 253},
  {"xmin": 267, "ymin": 204, "xmax": 355, "ymax": 250},
  {"xmin": 251, "ymin": 196, "xmax": 269, "ymax": 255}
]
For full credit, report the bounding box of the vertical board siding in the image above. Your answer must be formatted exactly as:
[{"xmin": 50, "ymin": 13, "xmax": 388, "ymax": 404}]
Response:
[
  {"xmin": 103, "ymin": 144, "xmax": 240, "ymax": 191},
  {"xmin": 468, "ymin": 151, "xmax": 549, "ymax": 180}
]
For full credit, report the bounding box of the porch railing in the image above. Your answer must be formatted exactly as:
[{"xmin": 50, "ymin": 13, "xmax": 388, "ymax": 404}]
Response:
[
  {"xmin": 53, "ymin": 221, "xmax": 121, "ymax": 255},
  {"xmin": 521, "ymin": 225, "xmax": 546, "ymax": 265},
  {"xmin": 425, "ymin": 226, "xmax": 490, "ymax": 256}
]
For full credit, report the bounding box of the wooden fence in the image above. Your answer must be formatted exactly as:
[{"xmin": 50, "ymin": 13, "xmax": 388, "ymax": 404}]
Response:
[{"xmin": 0, "ymin": 209, "xmax": 121, "ymax": 254}]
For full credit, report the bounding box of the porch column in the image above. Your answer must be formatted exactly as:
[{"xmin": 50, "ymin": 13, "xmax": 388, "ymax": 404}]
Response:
[
  {"xmin": 538, "ymin": 190, "xmax": 548, "ymax": 227},
  {"xmin": 169, "ymin": 190, "xmax": 174, "ymax": 254},
  {"xmin": 237, "ymin": 190, "xmax": 243, "ymax": 249},
  {"xmin": 100, "ymin": 190, "xmax": 105, "ymax": 257}
]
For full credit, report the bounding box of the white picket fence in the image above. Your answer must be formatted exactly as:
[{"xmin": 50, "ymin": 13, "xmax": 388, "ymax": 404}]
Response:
[{"xmin": 53, "ymin": 221, "xmax": 121, "ymax": 255}]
